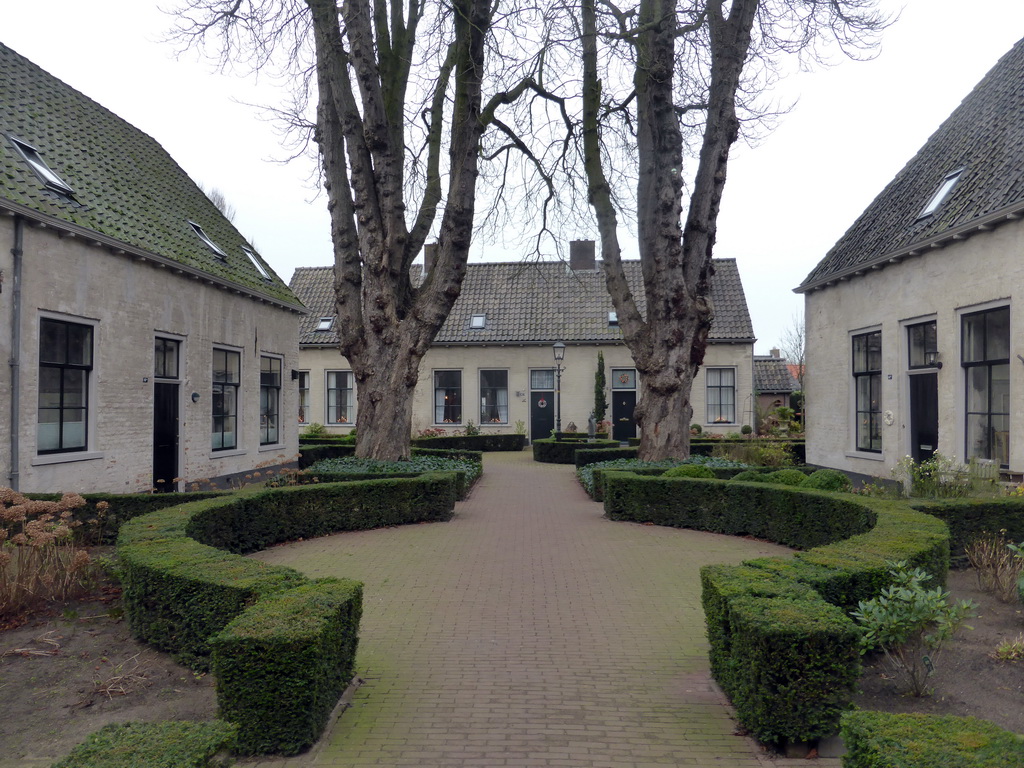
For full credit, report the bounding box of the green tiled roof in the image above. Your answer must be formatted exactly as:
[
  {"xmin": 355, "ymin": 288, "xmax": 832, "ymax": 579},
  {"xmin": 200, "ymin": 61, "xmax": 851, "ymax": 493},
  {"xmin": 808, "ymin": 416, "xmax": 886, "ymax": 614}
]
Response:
[
  {"xmin": 800, "ymin": 37, "xmax": 1024, "ymax": 291},
  {"xmin": 290, "ymin": 259, "xmax": 755, "ymax": 346},
  {"xmin": 0, "ymin": 42, "xmax": 301, "ymax": 309}
]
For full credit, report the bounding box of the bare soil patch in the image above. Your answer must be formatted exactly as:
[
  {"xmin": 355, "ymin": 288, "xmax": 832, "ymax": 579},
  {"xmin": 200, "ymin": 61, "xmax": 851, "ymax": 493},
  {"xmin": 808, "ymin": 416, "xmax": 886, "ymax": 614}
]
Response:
[
  {"xmin": 853, "ymin": 567, "xmax": 1024, "ymax": 733},
  {"xmin": 0, "ymin": 559, "xmax": 217, "ymax": 764}
]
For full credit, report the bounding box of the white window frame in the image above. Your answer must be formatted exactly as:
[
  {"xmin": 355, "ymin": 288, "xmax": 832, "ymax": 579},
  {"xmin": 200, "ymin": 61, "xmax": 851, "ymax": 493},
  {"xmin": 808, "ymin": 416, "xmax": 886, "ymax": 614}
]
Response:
[
  {"xmin": 189, "ymin": 221, "xmax": 228, "ymax": 259},
  {"xmin": 326, "ymin": 370, "xmax": 356, "ymax": 426},
  {"xmin": 9, "ymin": 136, "xmax": 74, "ymax": 196},
  {"xmin": 705, "ymin": 367, "xmax": 737, "ymax": 425}
]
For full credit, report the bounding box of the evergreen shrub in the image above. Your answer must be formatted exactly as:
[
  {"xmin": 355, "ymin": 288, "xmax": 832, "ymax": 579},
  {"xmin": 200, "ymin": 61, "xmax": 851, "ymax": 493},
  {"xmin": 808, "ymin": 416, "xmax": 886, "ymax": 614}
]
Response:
[{"xmin": 52, "ymin": 720, "xmax": 237, "ymax": 768}]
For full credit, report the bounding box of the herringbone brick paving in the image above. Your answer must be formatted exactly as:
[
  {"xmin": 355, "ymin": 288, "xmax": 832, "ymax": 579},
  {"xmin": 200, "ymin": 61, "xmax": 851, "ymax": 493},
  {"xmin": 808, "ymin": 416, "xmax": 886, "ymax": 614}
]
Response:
[{"xmin": 241, "ymin": 450, "xmax": 842, "ymax": 768}]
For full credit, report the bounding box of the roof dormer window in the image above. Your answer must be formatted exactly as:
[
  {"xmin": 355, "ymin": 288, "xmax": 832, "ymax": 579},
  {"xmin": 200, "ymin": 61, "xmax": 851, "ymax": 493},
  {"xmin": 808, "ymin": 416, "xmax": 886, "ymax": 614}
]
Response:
[
  {"xmin": 470, "ymin": 314, "xmax": 487, "ymax": 329},
  {"xmin": 918, "ymin": 168, "xmax": 963, "ymax": 218},
  {"xmin": 8, "ymin": 136, "xmax": 74, "ymax": 196},
  {"xmin": 242, "ymin": 247, "xmax": 272, "ymax": 281},
  {"xmin": 316, "ymin": 316, "xmax": 335, "ymax": 332},
  {"xmin": 188, "ymin": 221, "xmax": 227, "ymax": 259}
]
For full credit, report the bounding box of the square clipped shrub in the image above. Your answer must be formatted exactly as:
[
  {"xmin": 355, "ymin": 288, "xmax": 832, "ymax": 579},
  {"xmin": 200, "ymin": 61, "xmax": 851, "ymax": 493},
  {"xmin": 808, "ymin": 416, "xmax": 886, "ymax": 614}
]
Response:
[{"xmin": 212, "ymin": 578, "xmax": 363, "ymax": 755}]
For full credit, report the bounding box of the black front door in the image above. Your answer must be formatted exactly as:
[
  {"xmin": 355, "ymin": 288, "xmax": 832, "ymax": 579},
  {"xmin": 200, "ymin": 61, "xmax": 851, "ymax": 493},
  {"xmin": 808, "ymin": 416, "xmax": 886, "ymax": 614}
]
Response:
[
  {"xmin": 153, "ymin": 382, "xmax": 179, "ymax": 492},
  {"xmin": 909, "ymin": 373, "xmax": 938, "ymax": 463},
  {"xmin": 530, "ymin": 390, "xmax": 555, "ymax": 442},
  {"xmin": 612, "ymin": 390, "xmax": 637, "ymax": 442}
]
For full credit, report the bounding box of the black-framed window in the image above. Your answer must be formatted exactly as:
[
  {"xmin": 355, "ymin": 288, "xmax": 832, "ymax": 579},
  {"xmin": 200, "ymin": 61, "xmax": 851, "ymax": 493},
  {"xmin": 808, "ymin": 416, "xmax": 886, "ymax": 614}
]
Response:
[
  {"xmin": 908, "ymin": 321, "xmax": 938, "ymax": 369},
  {"xmin": 212, "ymin": 348, "xmax": 240, "ymax": 450},
  {"xmin": 480, "ymin": 369, "xmax": 508, "ymax": 424},
  {"xmin": 963, "ymin": 307, "xmax": 1010, "ymax": 465},
  {"xmin": 327, "ymin": 371, "xmax": 355, "ymax": 424},
  {"xmin": 434, "ymin": 370, "xmax": 462, "ymax": 424},
  {"xmin": 260, "ymin": 356, "xmax": 282, "ymax": 445},
  {"xmin": 298, "ymin": 371, "xmax": 310, "ymax": 424},
  {"xmin": 706, "ymin": 368, "xmax": 736, "ymax": 424},
  {"xmin": 38, "ymin": 318, "xmax": 92, "ymax": 454},
  {"xmin": 155, "ymin": 337, "xmax": 180, "ymax": 379},
  {"xmin": 853, "ymin": 331, "xmax": 882, "ymax": 452}
]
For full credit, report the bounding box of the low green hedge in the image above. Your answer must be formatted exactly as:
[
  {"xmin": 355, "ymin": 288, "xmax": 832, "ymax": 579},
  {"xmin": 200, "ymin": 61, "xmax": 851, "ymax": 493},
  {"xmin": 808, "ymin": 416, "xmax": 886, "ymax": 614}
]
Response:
[
  {"xmin": 533, "ymin": 438, "xmax": 620, "ymax": 464},
  {"xmin": 411, "ymin": 433, "xmax": 525, "ymax": 451},
  {"xmin": 910, "ymin": 498, "xmax": 1024, "ymax": 563},
  {"xmin": 626, "ymin": 438, "xmax": 807, "ymax": 463},
  {"xmin": 117, "ymin": 472, "xmax": 458, "ymax": 754},
  {"xmin": 841, "ymin": 711, "xmax": 1024, "ymax": 767},
  {"xmin": 52, "ymin": 720, "xmax": 237, "ymax": 768},
  {"xmin": 212, "ymin": 578, "xmax": 363, "ymax": 755},
  {"xmin": 601, "ymin": 471, "xmax": 949, "ymax": 747},
  {"xmin": 574, "ymin": 446, "xmax": 638, "ymax": 468},
  {"xmin": 298, "ymin": 443, "xmax": 356, "ymax": 468}
]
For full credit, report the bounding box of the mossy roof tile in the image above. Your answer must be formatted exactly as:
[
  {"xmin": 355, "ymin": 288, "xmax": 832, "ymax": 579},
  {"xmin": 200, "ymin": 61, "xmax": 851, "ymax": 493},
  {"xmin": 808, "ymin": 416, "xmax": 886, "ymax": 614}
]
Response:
[
  {"xmin": 0, "ymin": 42, "xmax": 301, "ymax": 308},
  {"xmin": 801, "ymin": 37, "xmax": 1024, "ymax": 290},
  {"xmin": 290, "ymin": 259, "xmax": 754, "ymax": 346}
]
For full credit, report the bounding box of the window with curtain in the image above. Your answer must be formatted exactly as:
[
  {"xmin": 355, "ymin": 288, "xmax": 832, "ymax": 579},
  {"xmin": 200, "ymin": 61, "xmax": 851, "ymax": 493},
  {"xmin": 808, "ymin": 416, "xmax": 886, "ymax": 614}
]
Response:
[
  {"xmin": 853, "ymin": 330, "xmax": 882, "ymax": 452},
  {"xmin": 326, "ymin": 370, "xmax": 355, "ymax": 424},
  {"xmin": 480, "ymin": 369, "xmax": 508, "ymax": 423},
  {"xmin": 706, "ymin": 368, "xmax": 736, "ymax": 424},
  {"xmin": 434, "ymin": 370, "xmax": 462, "ymax": 423},
  {"xmin": 38, "ymin": 317, "xmax": 93, "ymax": 454},
  {"xmin": 963, "ymin": 307, "xmax": 1010, "ymax": 465},
  {"xmin": 298, "ymin": 371, "xmax": 310, "ymax": 424}
]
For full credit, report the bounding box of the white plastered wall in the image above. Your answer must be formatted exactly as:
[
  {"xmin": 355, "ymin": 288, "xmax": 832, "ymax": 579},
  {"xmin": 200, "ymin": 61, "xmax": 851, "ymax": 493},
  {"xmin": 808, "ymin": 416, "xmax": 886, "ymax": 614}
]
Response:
[
  {"xmin": 804, "ymin": 219, "xmax": 1024, "ymax": 477},
  {"xmin": 1, "ymin": 221, "xmax": 300, "ymax": 493}
]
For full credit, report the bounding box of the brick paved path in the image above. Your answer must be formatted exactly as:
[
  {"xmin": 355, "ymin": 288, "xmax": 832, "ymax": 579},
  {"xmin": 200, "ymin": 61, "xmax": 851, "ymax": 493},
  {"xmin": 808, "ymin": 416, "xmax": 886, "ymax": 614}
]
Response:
[{"xmin": 244, "ymin": 451, "xmax": 841, "ymax": 768}]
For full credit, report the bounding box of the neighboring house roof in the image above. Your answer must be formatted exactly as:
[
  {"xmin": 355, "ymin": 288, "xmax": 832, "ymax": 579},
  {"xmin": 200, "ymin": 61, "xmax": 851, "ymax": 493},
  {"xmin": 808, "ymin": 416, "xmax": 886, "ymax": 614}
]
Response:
[
  {"xmin": 0, "ymin": 42, "xmax": 302, "ymax": 310},
  {"xmin": 798, "ymin": 37, "xmax": 1024, "ymax": 293},
  {"xmin": 754, "ymin": 357, "xmax": 800, "ymax": 394},
  {"xmin": 291, "ymin": 259, "xmax": 755, "ymax": 346}
]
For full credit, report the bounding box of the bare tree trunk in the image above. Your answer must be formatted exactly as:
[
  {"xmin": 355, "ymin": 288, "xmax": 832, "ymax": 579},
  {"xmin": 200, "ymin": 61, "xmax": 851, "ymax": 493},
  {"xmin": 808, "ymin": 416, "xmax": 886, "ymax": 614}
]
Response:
[{"xmin": 581, "ymin": 0, "xmax": 757, "ymax": 461}]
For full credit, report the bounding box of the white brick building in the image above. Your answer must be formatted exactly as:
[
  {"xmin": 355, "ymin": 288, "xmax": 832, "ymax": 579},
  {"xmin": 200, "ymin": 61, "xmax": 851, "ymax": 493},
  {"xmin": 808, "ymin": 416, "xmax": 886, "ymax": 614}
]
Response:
[
  {"xmin": 0, "ymin": 43, "xmax": 304, "ymax": 493},
  {"xmin": 798, "ymin": 38, "xmax": 1024, "ymax": 479}
]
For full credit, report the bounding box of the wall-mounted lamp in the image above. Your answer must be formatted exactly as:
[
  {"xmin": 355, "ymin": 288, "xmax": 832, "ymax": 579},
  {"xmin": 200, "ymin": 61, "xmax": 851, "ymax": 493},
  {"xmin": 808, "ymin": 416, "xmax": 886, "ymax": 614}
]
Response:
[
  {"xmin": 925, "ymin": 351, "xmax": 942, "ymax": 369},
  {"xmin": 291, "ymin": 369, "xmax": 300, "ymax": 381},
  {"xmin": 191, "ymin": 392, "xmax": 201, "ymax": 403}
]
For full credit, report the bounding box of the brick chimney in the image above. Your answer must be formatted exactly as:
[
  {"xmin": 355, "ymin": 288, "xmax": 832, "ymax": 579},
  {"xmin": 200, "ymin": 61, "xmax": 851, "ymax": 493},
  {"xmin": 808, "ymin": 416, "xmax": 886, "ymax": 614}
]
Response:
[
  {"xmin": 770, "ymin": 347, "xmax": 781, "ymax": 358},
  {"xmin": 569, "ymin": 240, "xmax": 596, "ymax": 271}
]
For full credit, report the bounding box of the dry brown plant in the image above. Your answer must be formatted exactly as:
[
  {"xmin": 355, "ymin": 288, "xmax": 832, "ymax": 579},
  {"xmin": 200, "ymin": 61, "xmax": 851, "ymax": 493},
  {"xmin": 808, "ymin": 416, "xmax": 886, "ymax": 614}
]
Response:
[
  {"xmin": 93, "ymin": 652, "xmax": 152, "ymax": 698},
  {"xmin": 965, "ymin": 530, "xmax": 1024, "ymax": 602},
  {"xmin": 0, "ymin": 488, "xmax": 98, "ymax": 620}
]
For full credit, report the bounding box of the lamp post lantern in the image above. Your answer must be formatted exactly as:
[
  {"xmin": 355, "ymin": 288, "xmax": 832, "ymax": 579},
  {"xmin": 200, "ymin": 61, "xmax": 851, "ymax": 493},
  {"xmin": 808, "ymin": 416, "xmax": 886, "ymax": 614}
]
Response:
[{"xmin": 553, "ymin": 341, "xmax": 566, "ymax": 436}]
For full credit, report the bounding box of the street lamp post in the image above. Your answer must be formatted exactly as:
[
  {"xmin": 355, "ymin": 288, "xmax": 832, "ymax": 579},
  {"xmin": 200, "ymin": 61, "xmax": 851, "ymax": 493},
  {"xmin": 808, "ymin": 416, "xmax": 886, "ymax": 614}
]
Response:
[{"xmin": 553, "ymin": 341, "xmax": 565, "ymax": 438}]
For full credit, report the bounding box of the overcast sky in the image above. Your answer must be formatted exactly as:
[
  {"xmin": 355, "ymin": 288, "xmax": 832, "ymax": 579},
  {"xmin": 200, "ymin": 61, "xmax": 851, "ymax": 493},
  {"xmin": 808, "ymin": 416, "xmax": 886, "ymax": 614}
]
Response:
[{"xmin": 4, "ymin": 2, "xmax": 1024, "ymax": 355}]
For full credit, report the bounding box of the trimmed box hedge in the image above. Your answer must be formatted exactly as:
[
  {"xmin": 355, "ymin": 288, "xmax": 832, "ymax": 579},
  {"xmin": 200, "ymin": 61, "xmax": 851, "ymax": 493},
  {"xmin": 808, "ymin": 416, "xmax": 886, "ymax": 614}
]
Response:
[
  {"xmin": 117, "ymin": 472, "xmax": 458, "ymax": 754},
  {"xmin": 411, "ymin": 433, "xmax": 526, "ymax": 451},
  {"xmin": 211, "ymin": 578, "xmax": 363, "ymax": 755},
  {"xmin": 841, "ymin": 711, "xmax": 1024, "ymax": 768},
  {"xmin": 910, "ymin": 497, "xmax": 1024, "ymax": 563},
  {"xmin": 51, "ymin": 720, "xmax": 237, "ymax": 768},
  {"xmin": 298, "ymin": 443, "xmax": 357, "ymax": 468},
  {"xmin": 601, "ymin": 470, "xmax": 949, "ymax": 747},
  {"xmin": 532, "ymin": 438, "xmax": 620, "ymax": 464}
]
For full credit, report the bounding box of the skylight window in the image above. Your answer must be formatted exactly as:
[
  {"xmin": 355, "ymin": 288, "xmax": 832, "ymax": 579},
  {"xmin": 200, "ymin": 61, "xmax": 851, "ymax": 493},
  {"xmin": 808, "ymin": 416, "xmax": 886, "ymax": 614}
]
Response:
[
  {"xmin": 919, "ymin": 169, "xmax": 963, "ymax": 218},
  {"xmin": 188, "ymin": 221, "xmax": 227, "ymax": 258},
  {"xmin": 316, "ymin": 316, "xmax": 335, "ymax": 332},
  {"xmin": 608, "ymin": 311, "xmax": 619, "ymax": 326},
  {"xmin": 9, "ymin": 136, "xmax": 74, "ymax": 196},
  {"xmin": 470, "ymin": 314, "xmax": 487, "ymax": 329},
  {"xmin": 242, "ymin": 247, "xmax": 272, "ymax": 281}
]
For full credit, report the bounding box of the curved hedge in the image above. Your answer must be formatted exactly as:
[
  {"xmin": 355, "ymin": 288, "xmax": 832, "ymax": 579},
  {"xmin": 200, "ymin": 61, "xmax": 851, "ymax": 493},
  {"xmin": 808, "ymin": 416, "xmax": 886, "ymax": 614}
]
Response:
[
  {"xmin": 411, "ymin": 433, "xmax": 525, "ymax": 451},
  {"xmin": 533, "ymin": 438, "xmax": 620, "ymax": 464},
  {"xmin": 117, "ymin": 472, "xmax": 460, "ymax": 754},
  {"xmin": 601, "ymin": 471, "xmax": 949, "ymax": 747}
]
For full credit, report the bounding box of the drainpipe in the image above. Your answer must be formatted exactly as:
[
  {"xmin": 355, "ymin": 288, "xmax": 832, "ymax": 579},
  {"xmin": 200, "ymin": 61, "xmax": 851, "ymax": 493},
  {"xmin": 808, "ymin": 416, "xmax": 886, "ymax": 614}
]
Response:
[{"xmin": 8, "ymin": 216, "xmax": 23, "ymax": 490}]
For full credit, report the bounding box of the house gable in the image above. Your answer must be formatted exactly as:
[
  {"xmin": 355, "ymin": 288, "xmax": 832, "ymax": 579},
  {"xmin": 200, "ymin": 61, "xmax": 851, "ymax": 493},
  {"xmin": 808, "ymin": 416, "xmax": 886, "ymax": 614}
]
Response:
[
  {"xmin": 0, "ymin": 42, "xmax": 302, "ymax": 310},
  {"xmin": 798, "ymin": 37, "xmax": 1024, "ymax": 293}
]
